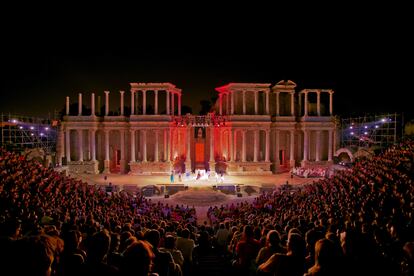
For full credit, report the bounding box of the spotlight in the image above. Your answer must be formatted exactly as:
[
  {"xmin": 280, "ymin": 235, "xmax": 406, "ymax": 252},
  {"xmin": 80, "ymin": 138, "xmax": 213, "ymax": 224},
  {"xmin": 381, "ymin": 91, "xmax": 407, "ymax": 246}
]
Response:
[
  {"xmin": 45, "ymin": 127, "xmax": 49, "ymax": 131},
  {"xmin": 19, "ymin": 126, "xmax": 23, "ymax": 129},
  {"xmin": 381, "ymin": 118, "xmax": 386, "ymax": 122},
  {"xmin": 40, "ymin": 133, "xmax": 44, "ymax": 136},
  {"xmin": 349, "ymin": 126, "xmax": 353, "ymax": 129},
  {"xmin": 31, "ymin": 133, "xmax": 34, "ymax": 136},
  {"xmin": 364, "ymin": 126, "xmax": 368, "ymax": 129},
  {"xmin": 350, "ymin": 132, "xmax": 354, "ymax": 135},
  {"xmin": 30, "ymin": 126, "xmax": 34, "ymax": 130},
  {"xmin": 364, "ymin": 132, "xmax": 368, "ymax": 135},
  {"xmin": 375, "ymin": 125, "xmax": 379, "ymax": 128}
]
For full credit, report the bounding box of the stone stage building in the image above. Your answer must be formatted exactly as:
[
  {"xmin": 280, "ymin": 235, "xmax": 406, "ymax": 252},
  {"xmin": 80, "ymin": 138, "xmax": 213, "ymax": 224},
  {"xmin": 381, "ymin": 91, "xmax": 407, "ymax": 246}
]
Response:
[{"xmin": 57, "ymin": 80, "xmax": 336, "ymax": 175}]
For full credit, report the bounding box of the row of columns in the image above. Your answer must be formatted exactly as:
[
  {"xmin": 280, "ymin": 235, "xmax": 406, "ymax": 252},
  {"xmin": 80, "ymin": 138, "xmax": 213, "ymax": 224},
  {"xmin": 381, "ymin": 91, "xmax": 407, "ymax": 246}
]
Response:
[
  {"xmin": 219, "ymin": 90, "xmax": 271, "ymax": 115},
  {"xmin": 66, "ymin": 90, "xmax": 182, "ymax": 116},
  {"xmin": 301, "ymin": 90, "xmax": 334, "ymax": 116}
]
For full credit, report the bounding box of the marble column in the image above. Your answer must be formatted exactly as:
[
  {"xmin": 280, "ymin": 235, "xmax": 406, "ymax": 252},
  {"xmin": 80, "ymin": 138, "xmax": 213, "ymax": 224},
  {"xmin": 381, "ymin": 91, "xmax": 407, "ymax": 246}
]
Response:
[
  {"xmin": 120, "ymin": 130, "xmax": 125, "ymax": 160},
  {"xmin": 243, "ymin": 91, "xmax": 246, "ymax": 115},
  {"xmin": 291, "ymin": 92, "xmax": 295, "ymax": 116},
  {"xmin": 90, "ymin": 130, "xmax": 96, "ymax": 161},
  {"xmin": 155, "ymin": 130, "xmax": 159, "ymax": 162},
  {"xmin": 130, "ymin": 130, "xmax": 136, "ymax": 162},
  {"xmin": 303, "ymin": 130, "xmax": 309, "ymax": 161},
  {"xmin": 265, "ymin": 91, "xmax": 269, "ymax": 115},
  {"xmin": 254, "ymin": 91, "xmax": 258, "ymax": 115},
  {"xmin": 276, "ymin": 92, "xmax": 280, "ymax": 116},
  {"xmin": 78, "ymin": 129, "xmax": 83, "ymax": 161},
  {"xmin": 104, "ymin": 130, "xmax": 110, "ymax": 173},
  {"xmin": 317, "ymin": 91, "xmax": 321, "ymax": 116},
  {"xmin": 120, "ymin": 91, "xmax": 125, "ymax": 116},
  {"xmin": 65, "ymin": 129, "xmax": 71, "ymax": 162},
  {"xmin": 209, "ymin": 128, "xmax": 214, "ymax": 162},
  {"xmin": 290, "ymin": 130, "xmax": 295, "ymax": 166},
  {"xmin": 104, "ymin": 91, "xmax": 110, "ymax": 116},
  {"xmin": 275, "ymin": 130, "xmax": 280, "ymax": 165},
  {"xmin": 142, "ymin": 90, "xmax": 146, "ymax": 115},
  {"xmin": 91, "ymin": 93, "xmax": 95, "ymax": 116},
  {"xmin": 163, "ymin": 129, "xmax": 167, "ymax": 161},
  {"xmin": 166, "ymin": 91, "xmax": 170, "ymax": 115},
  {"xmin": 171, "ymin": 92, "xmax": 175, "ymax": 116},
  {"xmin": 168, "ymin": 128, "xmax": 172, "ymax": 161},
  {"xmin": 329, "ymin": 92, "xmax": 334, "ymax": 115},
  {"xmin": 142, "ymin": 130, "xmax": 147, "ymax": 162},
  {"xmin": 130, "ymin": 90, "xmax": 135, "ymax": 115},
  {"xmin": 304, "ymin": 92, "xmax": 308, "ymax": 116},
  {"xmin": 265, "ymin": 129, "xmax": 270, "ymax": 162},
  {"xmin": 316, "ymin": 130, "xmax": 321, "ymax": 161},
  {"xmin": 219, "ymin": 94, "xmax": 223, "ymax": 115},
  {"xmin": 78, "ymin": 93, "xmax": 82, "ymax": 116},
  {"xmin": 154, "ymin": 90, "xmax": 158, "ymax": 115},
  {"xmin": 231, "ymin": 92, "xmax": 234, "ymax": 115},
  {"xmin": 233, "ymin": 130, "xmax": 237, "ymax": 161},
  {"xmin": 229, "ymin": 129, "xmax": 234, "ymax": 162},
  {"xmin": 226, "ymin": 93, "xmax": 230, "ymax": 115},
  {"xmin": 242, "ymin": 130, "xmax": 246, "ymax": 162},
  {"xmin": 254, "ymin": 130, "xmax": 258, "ymax": 162},
  {"xmin": 66, "ymin": 96, "xmax": 70, "ymax": 115},
  {"xmin": 328, "ymin": 129, "xmax": 333, "ymax": 161},
  {"xmin": 178, "ymin": 94, "xmax": 181, "ymax": 115},
  {"xmin": 186, "ymin": 127, "xmax": 191, "ymax": 169}
]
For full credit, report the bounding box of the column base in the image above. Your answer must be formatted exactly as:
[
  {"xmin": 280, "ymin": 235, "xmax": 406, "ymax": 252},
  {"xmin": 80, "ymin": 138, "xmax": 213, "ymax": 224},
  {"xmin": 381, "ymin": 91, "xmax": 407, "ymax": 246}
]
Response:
[
  {"xmin": 272, "ymin": 162, "xmax": 280, "ymax": 173},
  {"xmin": 290, "ymin": 159, "xmax": 296, "ymax": 168},
  {"xmin": 209, "ymin": 161, "xmax": 216, "ymax": 176},
  {"xmin": 185, "ymin": 161, "xmax": 192, "ymax": 173},
  {"xmin": 103, "ymin": 160, "xmax": 110, "ymax": 173},
  {"xmin": 120, "ymin": 159, "xmax": 127, "ymax": 174}
]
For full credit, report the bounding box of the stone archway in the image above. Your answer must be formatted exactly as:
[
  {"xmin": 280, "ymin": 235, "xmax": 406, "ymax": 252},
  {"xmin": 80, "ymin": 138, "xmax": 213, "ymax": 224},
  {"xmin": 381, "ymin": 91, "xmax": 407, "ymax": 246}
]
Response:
[{"xmin": 334, "ymin": 148, "xmax": 355, "ymax": 163}]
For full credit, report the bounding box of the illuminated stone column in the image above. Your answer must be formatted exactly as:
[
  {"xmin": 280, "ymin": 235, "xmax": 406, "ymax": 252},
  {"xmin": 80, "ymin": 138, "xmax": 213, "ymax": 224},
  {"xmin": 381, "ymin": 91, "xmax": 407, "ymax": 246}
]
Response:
[
  {"xmin": 155, "ymin": 130, "xmax": 159, "ymax": 162},
  {"xmin": 275, "ymin": 130, "xmax": 280, "ymax": 165},
  {"xmin": 185, "ymin": 127, "xmax": 191, "ymax": 171},
  {"xmin": 317, "ymin": 90, "xmax": 321, "ymax": 116},
  {"xmin": 329, "ymin": 91, "xmax": 334, "ymax": 115},
  {"xmin": 142, "ymin": 90, "xmax": 146, "ymax": 115},
  {"xmin": 254, "ymin": 91, "xmax": 258, "ymax": 115},
  {"xmin": 291, "ymin": 92, "xmax": 295, "ymax": 116},
  {"xmin": 276, "ymin": 92, "xmax": 280, "ymax": 116},
  {"xmin": 231, "ymin": 92, "xmax": 234, "ymax": 115},
  {"xmin": 78, "ymin": 129, "xmax": 83, "ymax": 161},
  {"xmin": 328, "ymin": 129, "xmax": 333, "ymax": 161},
  {"xmin": 171, "ymin": 92, "xmax": 175, "ymax": 116},
  {"xmin": 226, "ymin": 93, "xmax": 230, "ymax": 115},
  {"xmin": 65, "ymin": 129, "xmax": 71, "ymax": 162},
  {"xmin": 154, "ymin": 90, "xmax": 158, "ymax": 115},
  {"xmin": 166, "ymin": 91, "xmax": 170, "ymax": 115},
  {"xmin": 104, "ymin": 130, "xmax": 110, "ymax": 173},
  {"xmin": 104, "ymin": 91, "xmax": 110, "ymax": 116},
  {"xmin": 130, "ymin": 130, "xmax": 136, "ymax": 162},
  {"xmin": 90, "ymin": 129, "xmax": 96, "ymax": 161},
  {"xmin": 66, "ymin": 96, "xmax": 70, "ymax": 115},
  {"xmin": 130, "ymin": 90, "xmax": 135, "ymax": 115},
  {"xmin": 209, "ymin": 127, "xmax": 214, "ymax": 162},
  {"xmin": 163, "ymin": 129, "xmax": 167, "ymax": 161},
  {"xmin": 303, "ymin": 130, "xmax": 309, "ymax": 161},
  {"xmin": 78, "ymin": 93, "xmax": 82, "ymax": 116},
  {"xmin": 243, "ymin": 91, "xmax": 246, "ymax": 115},
  {"xmin": 233, "ymin": 130, "xmax": 237, "ymax": 161},
  {"xmin": 120, "ymin": 129, "xmax": 125, "ymax": 160},
  {"xmin": 304, "ymin": 92, "xmax": 308, "ymax": 116},
  {"xmin": 290, "ymin": 130, "xmax": 295, "ymax": 166},
  {"xmin": 242, "ymin": 130, "xmax": 246, "ymax": 162},
  {"xmin": 229, "ymin": 129, "xmax": 234, "ymax": 162},
  {"xmin": 265, "ymin": 129, "xmax": 270, "ymax": 162},
  {"xmin": 316, "ymin": 130, "xmax": 321, "ymax": 161},
  {"xmin": 142, "ymin": 130, "xmax": 147, "ymax": 162},
  {"xmin": 265, "ymin": 91, "xmax": 269, "ymax": 115},
  {"xmin": 119, "ymin": 91, "xmax": 124, "ymax": 116},
  {"xmin": 219, "ymin": 94, "xmax": 223, "ymax": 115},
  {"xmin": 168, "ymin": 128, "xmax": 172, "ymax": 161},
  {"xmin": 91, "ymin": 93, "xmax": 95, "ymax": 116},
  {"xmin": 178, "ymin": 94, "xmax": 181, "ymax": 115},
  {"xmin": 254, "ymin": 130, "xmax": 258, "ymax": 162}
]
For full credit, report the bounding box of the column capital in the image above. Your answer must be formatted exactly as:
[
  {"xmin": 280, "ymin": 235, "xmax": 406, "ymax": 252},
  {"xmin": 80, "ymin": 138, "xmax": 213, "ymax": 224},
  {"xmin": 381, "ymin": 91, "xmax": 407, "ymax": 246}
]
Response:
[
  {"xmin": 119, "ymin": 90, "xmax": 125, "ymax": 94},
  {"xmin": 104, "ymin": 90, "xmax": 110, "ymax": 94}
]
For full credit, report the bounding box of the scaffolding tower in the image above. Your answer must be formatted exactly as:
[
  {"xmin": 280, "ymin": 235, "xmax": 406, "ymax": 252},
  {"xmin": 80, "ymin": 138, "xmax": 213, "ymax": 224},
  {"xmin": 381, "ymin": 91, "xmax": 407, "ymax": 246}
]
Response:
[
  {"xmin": 0, "ymin": 113, "xmax": 58, "ymax": 154},
  {"xmin": 340, "ymin": 113, "xmax": 401, "ymax": 149}
]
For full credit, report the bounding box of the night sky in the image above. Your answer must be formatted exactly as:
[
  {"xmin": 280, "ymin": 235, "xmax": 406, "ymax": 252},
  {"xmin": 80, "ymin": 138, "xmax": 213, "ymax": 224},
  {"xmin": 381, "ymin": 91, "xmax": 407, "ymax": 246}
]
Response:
[{"xmin": 1, "ymin": 7, "xmax": 412, "ymax": 121}]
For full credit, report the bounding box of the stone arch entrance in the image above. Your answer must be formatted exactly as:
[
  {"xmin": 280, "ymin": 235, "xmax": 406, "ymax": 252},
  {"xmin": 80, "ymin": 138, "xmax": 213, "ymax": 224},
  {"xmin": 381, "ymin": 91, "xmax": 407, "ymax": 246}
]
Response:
[{"xmin": 334, "ymin": 148, "xmax": 355, "ymax": 163}]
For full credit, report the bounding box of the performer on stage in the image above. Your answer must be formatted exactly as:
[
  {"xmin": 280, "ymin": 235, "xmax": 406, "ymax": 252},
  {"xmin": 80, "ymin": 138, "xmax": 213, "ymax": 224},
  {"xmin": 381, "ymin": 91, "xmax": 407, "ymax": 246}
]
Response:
[{"xmin": 170, "ymin": 171, "xmax": 174, "ymax": 183}]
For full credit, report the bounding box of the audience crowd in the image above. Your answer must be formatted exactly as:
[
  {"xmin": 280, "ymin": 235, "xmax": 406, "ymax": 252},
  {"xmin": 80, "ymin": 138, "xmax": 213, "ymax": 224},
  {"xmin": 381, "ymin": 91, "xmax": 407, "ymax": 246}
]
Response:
[{"xmin": 0, "ymin": 139, "xmax": 413, "ymax": 275}]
